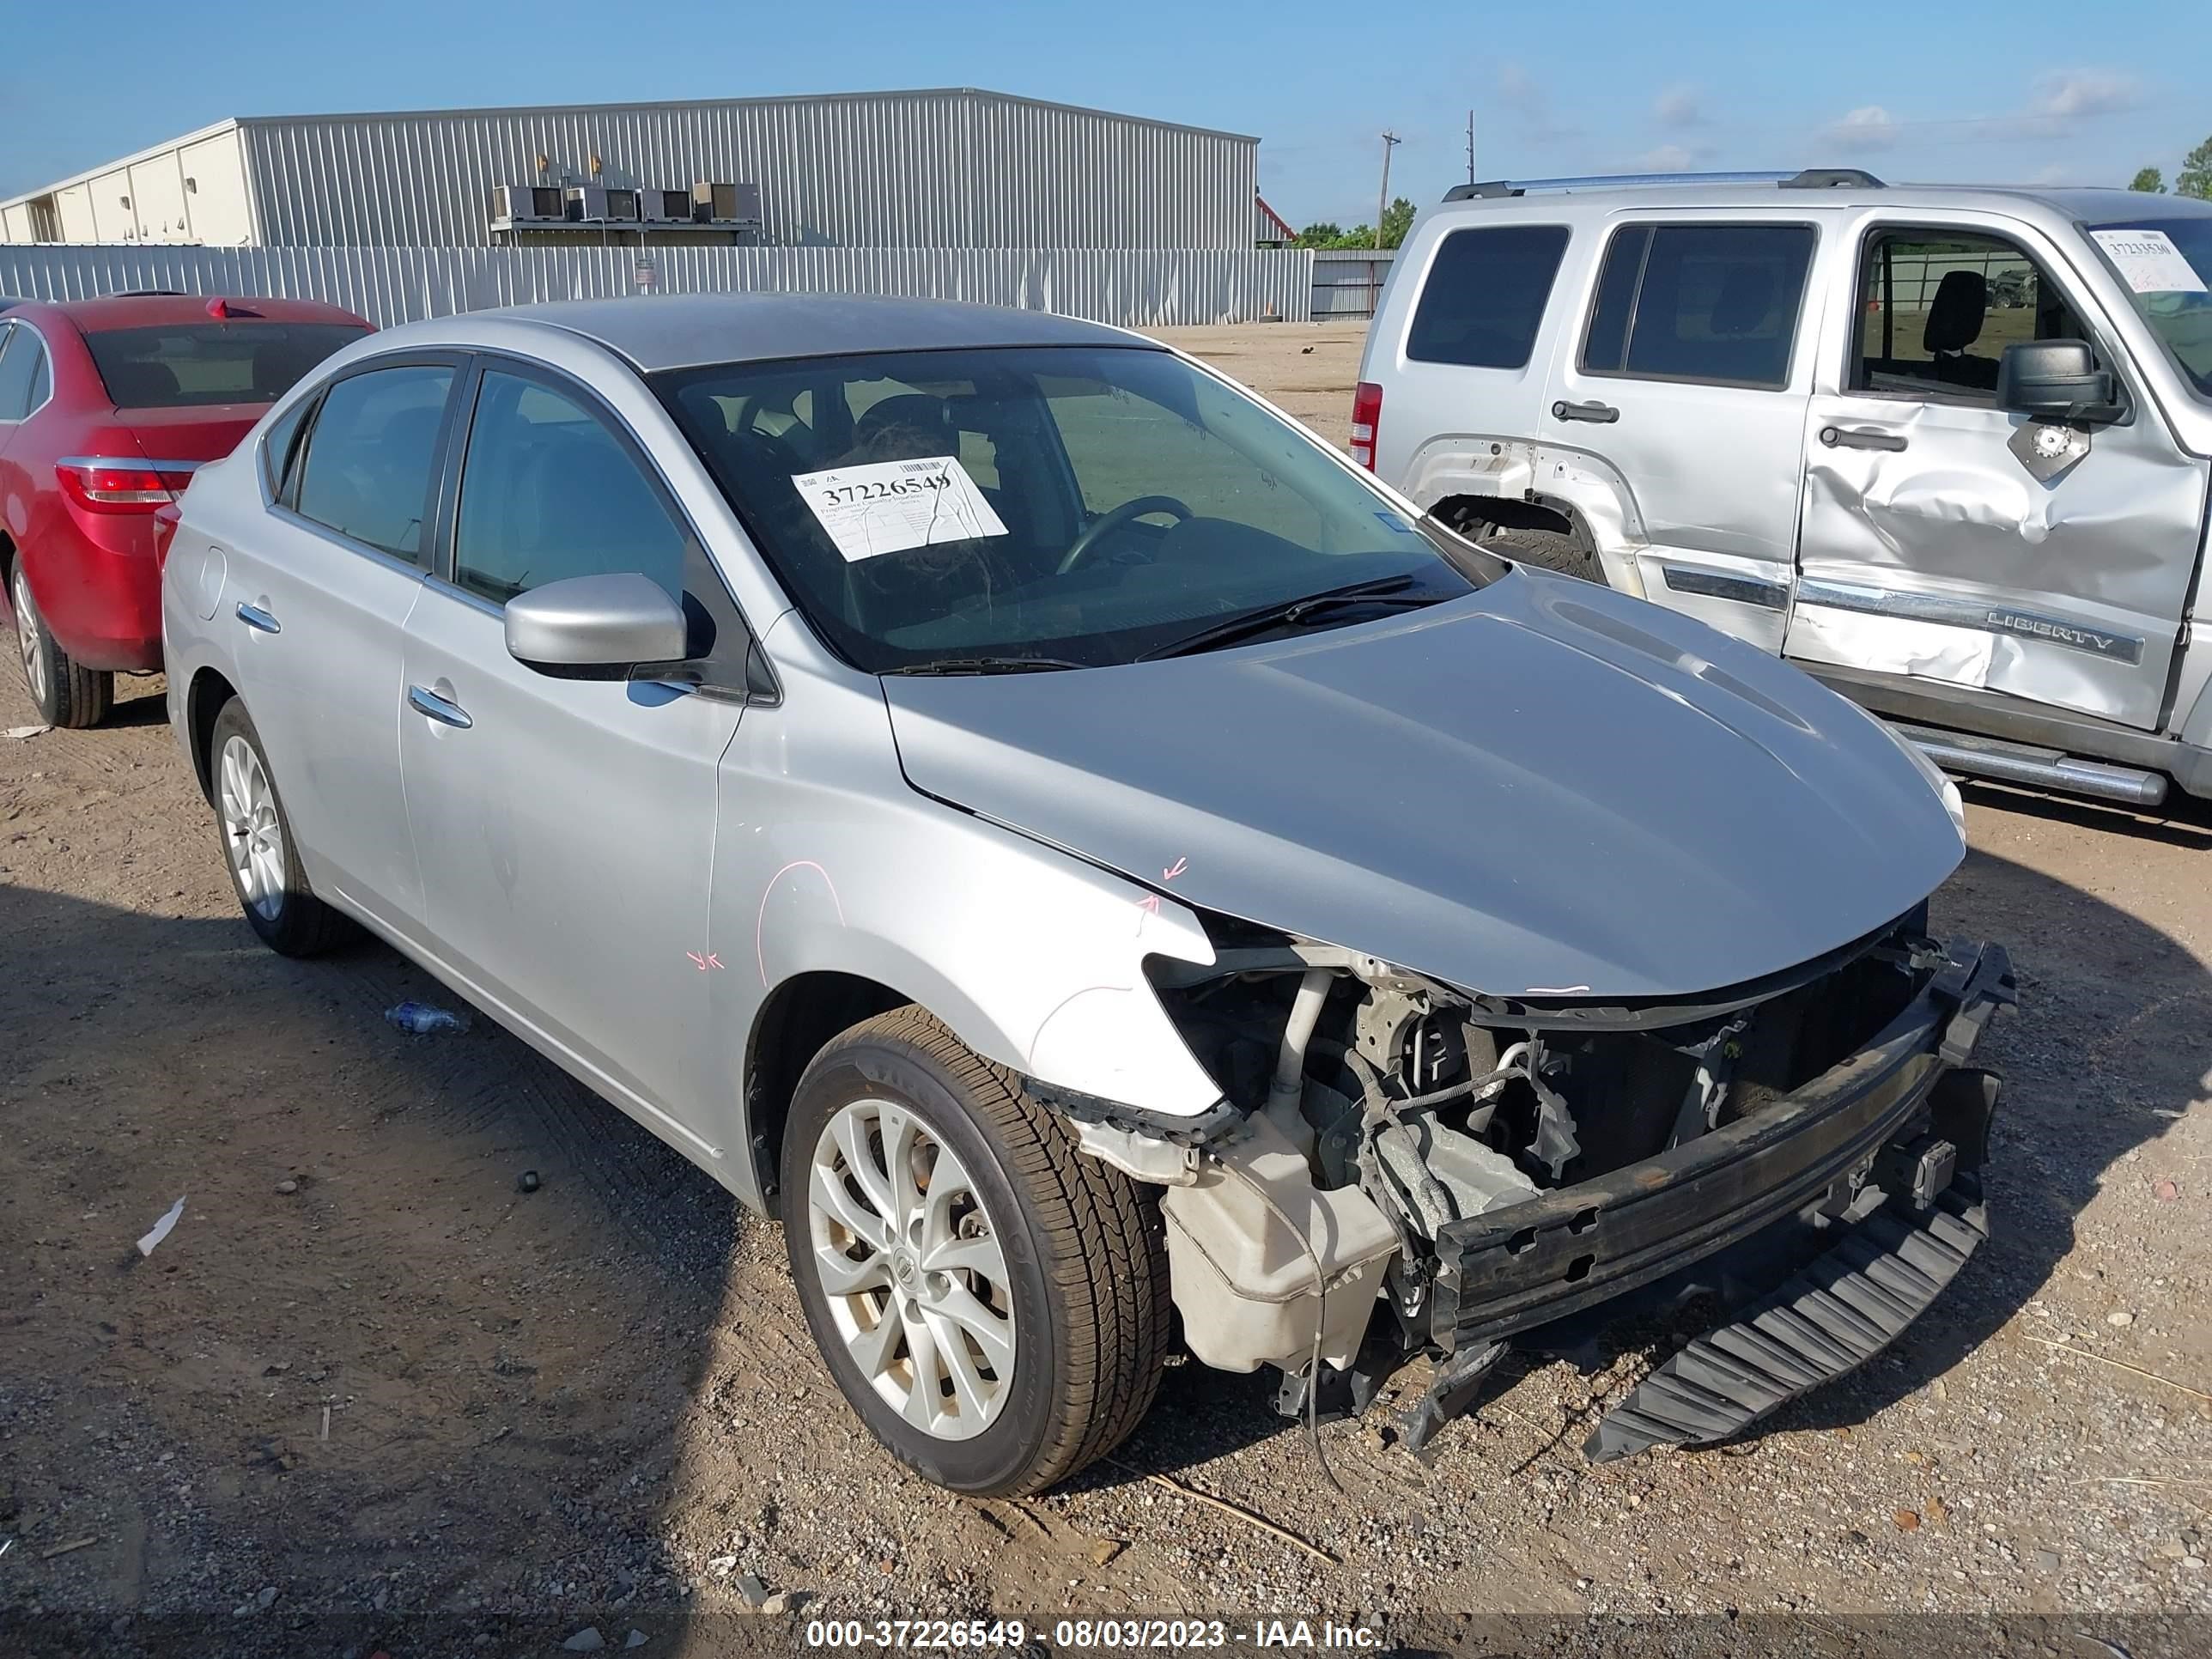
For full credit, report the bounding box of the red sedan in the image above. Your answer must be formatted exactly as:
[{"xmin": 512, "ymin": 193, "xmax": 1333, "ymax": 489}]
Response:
[{"xmin": 0, "ymin": 295, "xmax": 372, "ymax": 726}]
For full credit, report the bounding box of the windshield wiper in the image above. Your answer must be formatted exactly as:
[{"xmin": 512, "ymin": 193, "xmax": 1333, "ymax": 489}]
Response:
[
  {"xmin": 882, "ymin": 655, "xmax": 1091, "ymax": 676},
  {"xmin": 1136, "ymin": 575, "xmax": 1438, "ymax": 661}
]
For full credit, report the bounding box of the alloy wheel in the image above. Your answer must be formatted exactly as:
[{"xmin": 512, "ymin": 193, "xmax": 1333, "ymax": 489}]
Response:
[
  {"xmin": 806, "ymin": 1097, "xmax": 1018, "ymax": 1441},
  {"xmin": 12, "ymin": 568, "xmax": 41, "ymax": 707},
  {"xmin": 217, "ymin": 734, "xmax": 286, "ymax": 921}
]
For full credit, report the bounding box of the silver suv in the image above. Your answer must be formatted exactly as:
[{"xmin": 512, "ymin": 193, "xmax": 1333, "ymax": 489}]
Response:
[
  {"xmin": 1359, "ymin": 168, "xmax": 2212, "ymax": 810},
  {"xmin": 162, "ymin": 295, "xmax": 2007, "ymax": 1495}
]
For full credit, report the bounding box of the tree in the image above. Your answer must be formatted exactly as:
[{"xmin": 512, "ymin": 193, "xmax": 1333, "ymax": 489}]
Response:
[
  {"xmin": 2180, "ymin": 136, "xmax": 2212, "ymax": 201},
  {"xmin": 1378, "ymin": 195, "xmax": 1416, "ymax": 250},
  {"xmin": 1294, "ymin": 221, "xmax": 1344, "ymax": 248},
  {"xmin": 2130, "ymin": 166, "xmax": 2166, "ymax": 193}
]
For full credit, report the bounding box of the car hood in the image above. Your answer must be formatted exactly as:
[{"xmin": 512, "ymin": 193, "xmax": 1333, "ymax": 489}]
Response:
[{"xmin": 881, "ymin": 571, "xmax": 1965, "ymax": 1001}]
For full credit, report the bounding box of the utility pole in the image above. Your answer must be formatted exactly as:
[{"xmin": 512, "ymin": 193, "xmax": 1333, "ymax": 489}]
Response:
[
  {"xmin": 1376, "ymin": 130, "xmax": 1402, "ymax": 248},
  {"xmin": 1466, "ymin": 110, "xmax": 1476, "ymax": 185}
]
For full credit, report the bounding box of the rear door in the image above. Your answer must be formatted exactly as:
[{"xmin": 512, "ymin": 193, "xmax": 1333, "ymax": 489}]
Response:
[
  {"xmin": 1543, "ymin": 215, "xmax": 1822, "ymax": 653},
  {"xmin": 226, "ymin": 354, "xmax": 461, "ymax": 932},
  {"xmin": 1786, "ymin": 215, "xmax": 2208, "ymax": 730},
  {"xmin": 397, "ymin": 356, "xmax": 749, "ymax": 1161}
]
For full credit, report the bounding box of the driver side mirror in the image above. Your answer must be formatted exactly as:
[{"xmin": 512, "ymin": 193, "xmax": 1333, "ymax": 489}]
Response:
[
  {"xmin": 504, "ymin": 573, "xmax": 690, "ymax": 680},
  {"xmin": 1996, "ymin": 340, "xmax": 2122, "ymax": 424}
]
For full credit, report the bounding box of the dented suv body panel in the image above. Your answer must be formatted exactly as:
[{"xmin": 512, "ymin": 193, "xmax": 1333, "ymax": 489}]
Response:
[{"xmin": 1363, "ymin": 180, "xmax": 2212, "ymax": 805}]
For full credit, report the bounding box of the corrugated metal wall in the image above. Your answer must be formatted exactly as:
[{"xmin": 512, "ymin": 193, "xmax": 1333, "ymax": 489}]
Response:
[
  {"xmin": 1310, "ymin": 248, "xmax": 1397, "ymax": 319},
  {"xmin": 0, "ymin": 244, "xmax": 1313, "ymax": 328},
  {"xmin": 232, "ymin": 90, "xmax": 1257, "ymax": 249}
]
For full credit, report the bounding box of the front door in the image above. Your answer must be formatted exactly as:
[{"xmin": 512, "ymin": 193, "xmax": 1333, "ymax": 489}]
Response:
[
  {"xmin": 1544, "ymin": 216, "xmax": 1822, "ymax": 654},
  {"xmin": 397, "ymin": 360, "xmax": 745, "ymax": 1162},
  {"xmin": 1787, "ymin": 218, "xmax": 2209, "ymax": 731},
  {"xmin": 226, "ymin": 356, "xmax": 459, "ymax": 931}
]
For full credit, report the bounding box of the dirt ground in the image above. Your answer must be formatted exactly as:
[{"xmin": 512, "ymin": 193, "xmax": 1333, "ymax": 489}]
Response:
[{"xmin": 5, "ymin": 321, "xmax": 2212, "ymax": 1658}]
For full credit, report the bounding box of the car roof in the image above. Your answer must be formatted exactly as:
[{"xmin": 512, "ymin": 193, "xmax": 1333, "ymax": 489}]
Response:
[
  {"xmin": 439, "ymin": 293, "xmax": 1152, "ymax": 374},
  {"xmin": 1426, "ymin": 180, "xmax": 2212, "ymax": 225},
  {"xmin": 27, "ymin": 295, "xmax": 372, "ymax": 331}
]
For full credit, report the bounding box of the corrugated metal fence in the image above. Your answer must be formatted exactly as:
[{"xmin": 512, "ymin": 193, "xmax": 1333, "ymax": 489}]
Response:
[
  {"xmin": 0, "ymin": 244, "xmax": 1313, "ymax": 329},
  {"xmin": 1311, "ymin": 248, "xmax": 1397, "ymax": 320}
]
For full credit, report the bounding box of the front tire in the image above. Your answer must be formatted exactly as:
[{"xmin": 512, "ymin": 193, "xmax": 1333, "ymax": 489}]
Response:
[
  {"xmin": 782, "ymin": 1008, "xmax": 1170, "ymax": 1496},
  {"xmin": 12, "ymin": 563, "xmax": 112, "ymax": 728},
  {"xmin": 209, "ymin": 699, "xmax": 354, "ymax": 957},
  {"xmin": 1476, "ymin": 519, "xmax": 1606, "ymax": 583}
]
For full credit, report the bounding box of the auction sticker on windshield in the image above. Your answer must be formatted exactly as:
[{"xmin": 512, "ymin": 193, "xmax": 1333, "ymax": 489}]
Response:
[
  {"xmin": 2090, "ymin": 229, "xmax": 2209, "ymax": 295},
  {"xmin": 792, "ymin": 455, "xmax": 1009, "ymax": 562}
]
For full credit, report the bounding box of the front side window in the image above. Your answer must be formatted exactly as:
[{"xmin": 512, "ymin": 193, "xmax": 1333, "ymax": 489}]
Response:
[
  {"xmin": 1583, "ymin": 222, "xmax": 1814, "ymax": 388},
  {"xmin": 453, "ymin": 370, "xmax": 689, "ymax": 605},
  {"xmin": 1405, "ymin": 225, "xmax": 1571, "ymax": 369},
  {"xmin": 1851, "ymin": 228, "xmax": 2089, "ymax": 402},
  {"xmin": 657, "ymin": 345, "xmax": 1492, "ymax": 673},
  {"xmin": 292, "ymin": 364, "xmax": 455, "ymax": 562},
  {"xmin": 85, "ymin": 322, "xmax": 369, "ymax": 410},
  {"xmin": 2083, "ymin": 216, "xmax": 2212, "ymax": 400}
]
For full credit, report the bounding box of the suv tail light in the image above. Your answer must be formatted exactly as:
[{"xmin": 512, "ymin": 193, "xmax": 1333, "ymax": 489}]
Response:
[
  {"xmin": 1350, "ymin": 380, "xmax": 1382, "ymax": 470},
  {"xmin": 55, "ymin": 459, "xmax": 196, "ymax": 514}
]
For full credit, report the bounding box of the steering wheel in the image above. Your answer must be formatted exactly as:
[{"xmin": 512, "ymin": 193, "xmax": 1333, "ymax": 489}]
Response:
[{"xmin": 1056, "ymin": 495, "xmax": 1195, "ymax": 574}]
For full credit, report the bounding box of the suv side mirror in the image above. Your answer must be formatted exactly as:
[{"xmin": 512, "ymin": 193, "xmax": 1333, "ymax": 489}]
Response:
[
  {"xmin": 1996, "ymin": 340, "xmax": 2121, "ymax": 423},
  {"xmin": 504, "ymin": 572, "xmax": 690, "ymax": 679}
]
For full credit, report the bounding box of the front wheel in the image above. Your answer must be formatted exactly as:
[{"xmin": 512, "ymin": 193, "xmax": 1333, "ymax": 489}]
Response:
[{"xmin": 781, "ymin": 1008, "xmax": 1171, "ymax": 1495}]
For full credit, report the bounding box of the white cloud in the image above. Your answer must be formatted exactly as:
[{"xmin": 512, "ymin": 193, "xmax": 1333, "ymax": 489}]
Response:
[
  {"xmin": 1495, "ymin": 62, "xmax": 1581, "ymax": 143},
  {"xmin": 1653, "ymin": 84, "xmax": 1705, "ymax": 130},
  {"xmin": 2027, "ymin": 70, "xmax": 2140, "ymax": 120},
  {"xmin": 1826, "ymin": 106, "xmax": 1901, "ymax": 153}
]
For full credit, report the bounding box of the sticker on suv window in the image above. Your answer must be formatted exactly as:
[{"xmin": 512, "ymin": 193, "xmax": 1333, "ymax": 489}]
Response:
[
  {"xmin": 2089, "ymin": 229, "xmax": 2209, "ymax": 295},
  {"xmin": 790, "ymin": 455, "xmax": 1009, "ymax": 562}
]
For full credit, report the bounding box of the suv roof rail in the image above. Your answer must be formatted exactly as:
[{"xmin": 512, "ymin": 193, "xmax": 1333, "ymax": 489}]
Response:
[{"xmin": 1442, "ymin": 166, "xmax": 1884, "ymax": 203}]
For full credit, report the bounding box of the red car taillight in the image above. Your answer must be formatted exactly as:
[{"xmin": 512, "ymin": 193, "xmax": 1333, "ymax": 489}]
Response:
[
  {"xmin": 1350, "ymin": 380, "xmax": 1382, "ymax": 471},
  {"xmin": 55, "ymin": 459, "xmax": 195, "ymax": 514}
]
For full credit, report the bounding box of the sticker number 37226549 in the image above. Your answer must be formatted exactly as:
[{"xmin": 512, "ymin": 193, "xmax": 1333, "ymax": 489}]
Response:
[
  {"xmin": 817, "ymin": 473, "xmax": 951, "ymax": 506},
  {"xmin": 789, "ymin": 454, "xmax": 1011, "ymax": 563}
]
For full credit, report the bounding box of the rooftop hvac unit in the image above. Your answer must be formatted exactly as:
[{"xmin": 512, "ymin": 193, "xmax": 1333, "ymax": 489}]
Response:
[
  {"xmin": 601, "ymin": 187, "xmax": 640, "ymax": 222},
  {"xmin": 488, "ymin": 184, "xmax": 564, "ymax": 226},
  {"xmin": 641, "ymin": 188, "xmax": 693, "ymax": 222},
  {"xmin": 563, "ymin": 185, "xmax": 611, "ymax": 222},
  {"xmin": 691, "ymin": 181, "xmax": 763, "ymax": 226}
]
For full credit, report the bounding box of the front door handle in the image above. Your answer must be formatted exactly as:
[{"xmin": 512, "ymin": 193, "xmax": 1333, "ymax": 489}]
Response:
[
  {"xmin": 1553, "ymin": 398, "xmax": 1620, "ymax": 424},
  {"xmin": 235, "ymin": 601, "xmax": 280, "ymax": 635},
  {"xmin": 1820, "ymin": 425, "xmax": 1910, "ymax": 453},
  {"xmin": 406, "ymin": 684, "xmax": 472, "ymax": 730}
]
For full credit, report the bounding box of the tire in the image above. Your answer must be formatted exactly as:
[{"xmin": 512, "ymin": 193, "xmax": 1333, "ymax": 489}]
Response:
[
  {"xmin": 207, "ymin": 698, "xmax": 355, "ymax": 957},
  {"xmin": 781, "ymin": 1006, "xmax": 1171, "ymax": 1496},
  {"xmin": 1477, "ymin": 520, "xmax": 1606, "ymax": 584},
  {"xmin": 11, "ymin": 562, "xmax": 112, "ymax": 728}
]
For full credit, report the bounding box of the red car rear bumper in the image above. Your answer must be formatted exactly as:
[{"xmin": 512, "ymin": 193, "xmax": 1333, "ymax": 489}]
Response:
[{"xmin": 15, "ymin": 503, "xmax": 164, "ymax": 672}]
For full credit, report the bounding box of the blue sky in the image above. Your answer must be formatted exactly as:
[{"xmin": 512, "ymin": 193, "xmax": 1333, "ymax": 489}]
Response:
[{"xmin": 4, "ymin": 0, "xmax": 2207, "ymax": 224}]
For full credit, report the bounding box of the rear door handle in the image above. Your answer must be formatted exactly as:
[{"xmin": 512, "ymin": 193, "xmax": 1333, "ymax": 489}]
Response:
[
  {"xmin": 1820, "ymin": 425, "xmax": 1910, "ymax": 453},
  {"xmin": 235, "ymin": 601, "xmax": 280, "ymax": 635},
  {"xmin": 1552, "ymin": 398, "xmax": 1620, "ymax": 424},
  {"xmin": 406, "ymin": 684, "xmax": 472, "ymax": 730}
]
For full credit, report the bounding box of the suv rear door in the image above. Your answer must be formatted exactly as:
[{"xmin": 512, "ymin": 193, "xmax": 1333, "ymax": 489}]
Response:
[
  {"xmin": 1543, "ymin": 215, "xmax": 1821, "ymax": 653},
  {"xmin": 1786, "ymin": 214, "xmax": 2206, "ymax": 731}
]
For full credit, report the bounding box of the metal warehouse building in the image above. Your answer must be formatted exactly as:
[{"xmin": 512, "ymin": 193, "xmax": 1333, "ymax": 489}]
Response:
[{"xmin": 0, "ymin": 88, "xmax": 1259, "ymax": 252}]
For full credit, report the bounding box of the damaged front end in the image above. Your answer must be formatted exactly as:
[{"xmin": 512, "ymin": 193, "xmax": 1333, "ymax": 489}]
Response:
[{"xmin": 1105, "ymin": 909, "xmax": 2014, "ymax": 1461}]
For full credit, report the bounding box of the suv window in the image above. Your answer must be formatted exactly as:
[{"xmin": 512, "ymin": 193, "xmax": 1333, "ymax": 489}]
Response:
[
  {"xmin": 0, "ymin": 325, "xmax": 44, "ymax": 422},
  {"xmin": 292, "ymin": 364, "xmax": 455, "ymax": 562},
  {"xmin": 1406, "ymin": 225, "xmax": 1571, "ymax": 369},
  {"xmin": 1852, "ymin": 228, "xmax": 2090, "ymax": 401},
  {"xmin": 1583, "ymin": 223, "xmax": 1815, "ymax": 388},
  {"xmin": 453, "ymin": 369, "xmax": 688, "ymax": 606}
]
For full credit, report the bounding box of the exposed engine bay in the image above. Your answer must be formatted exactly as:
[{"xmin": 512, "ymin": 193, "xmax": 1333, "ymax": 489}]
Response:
[{"xmin": 1070, "ymin": 906, "xmax": 2014, "ymax": 1459}]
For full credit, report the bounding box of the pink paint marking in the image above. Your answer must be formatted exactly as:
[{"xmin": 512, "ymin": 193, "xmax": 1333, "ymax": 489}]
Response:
[
  {"xmin": 756, "ymin": 860, "xmax": 847, "ymax": 985},
  {"xmin": 1162, "ymin": 856, "xmax": 1188, "ymax": 882},
  {"xmin": 687, "ymin": 951, "xmax": 726, "ymax": 972},
  {"xmin": 1135, "ymin": 894, "xmax": 1161, "ymax": 915}
]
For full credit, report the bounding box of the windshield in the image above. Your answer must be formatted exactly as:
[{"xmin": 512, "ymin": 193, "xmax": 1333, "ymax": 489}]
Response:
[
  {"xmin": 655, "ymin": 345, "xmax": 1492, "ymax": 672},
  {"xmin": 2085, "ymin": 217, "xmax": 2212, "ymax": 398},
  {"xmin": 85, "ymin": 322, "xmax": 370, "ymax": 410}
]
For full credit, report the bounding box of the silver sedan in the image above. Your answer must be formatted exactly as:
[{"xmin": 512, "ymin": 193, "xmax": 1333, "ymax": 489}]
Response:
[{"xmin": 162, "ymin": 295, "xmax": 2003, "ymax": 1494}]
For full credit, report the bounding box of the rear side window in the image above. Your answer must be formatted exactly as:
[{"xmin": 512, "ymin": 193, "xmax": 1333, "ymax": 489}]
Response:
[
  {"xmin": 260, "ymin": 398, "xmax": 313, "ymax": 497},
  {"xmin": 1582, "ymin": 223, "xmax": 1815, "ymax": 388},
  {"xmin": 0, "ymin": 325, "xmax": 40, "ymax": 421},
  {"xmin": 292, "ymin": 364, "xmax": 455, "ymax": 562},
  {"xmin": 85, "ymin": 322, "xmax": 368, "ymax": 410},
  {"xmin": 1406, "ymin": 225, "xmax": 1571, "ymax": 369}
]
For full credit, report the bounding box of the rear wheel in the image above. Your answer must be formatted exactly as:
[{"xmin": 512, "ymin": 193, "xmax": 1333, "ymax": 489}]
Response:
[
  {"xmin": 209, "ymin": 699, "xmax": 354, "ymax": 957},
  {"xmin": 782, "ymin": 1007, "xmax": 1171, "ymax": 1496},
  {"xmin": 12, "ymin": 564, "xmax": 112, "ymax": 728}
]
